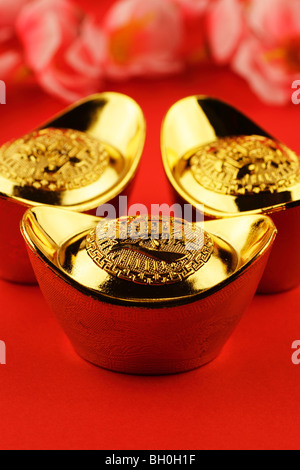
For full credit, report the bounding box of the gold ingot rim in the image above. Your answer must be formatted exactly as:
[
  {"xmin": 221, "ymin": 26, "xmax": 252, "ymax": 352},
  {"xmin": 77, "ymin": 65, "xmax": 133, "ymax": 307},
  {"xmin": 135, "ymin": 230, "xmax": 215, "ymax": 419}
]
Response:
[
  {"xmin": 21, "ymin": 206, "xmax": 277, "ymax": 306},
  {"xmin": 162, "ymin": 95, "xmax": 300, "ymax": 218},
  {"xmin": 0, "ymin": 92, "xmax": 146, "ymax": 212}
]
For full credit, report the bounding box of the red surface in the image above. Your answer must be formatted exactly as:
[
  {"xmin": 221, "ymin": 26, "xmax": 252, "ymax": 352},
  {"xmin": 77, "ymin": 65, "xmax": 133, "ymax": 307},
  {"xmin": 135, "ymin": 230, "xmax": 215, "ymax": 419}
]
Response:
[{"xmin": 0, "ymin": 0, "xmax": 300, "ymax": 451}]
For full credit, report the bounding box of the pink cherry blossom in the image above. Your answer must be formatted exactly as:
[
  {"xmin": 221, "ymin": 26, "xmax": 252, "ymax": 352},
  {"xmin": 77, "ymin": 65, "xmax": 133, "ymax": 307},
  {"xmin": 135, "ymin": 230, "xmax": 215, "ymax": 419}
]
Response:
[
  {"xmin": 0, "ymin": 0, "xmax": 30, "ymax": 79},
  {"xmin": 206, "ymin": 0, "xmax": 245, "ymax": 64},
  {"xmin": 103, "ymin": 0, "xmax": 184, "ymax": 79},
  {"xmin": 233, "ymin": 0, "xmax": 300, "ymax": 104},
  {"xmin": 1, "ymin": 0, "xmax": 299, "ymax": 106},
  {"xmin": 16, "ymin": 0, "xmax": 105, "ymax": 102}
]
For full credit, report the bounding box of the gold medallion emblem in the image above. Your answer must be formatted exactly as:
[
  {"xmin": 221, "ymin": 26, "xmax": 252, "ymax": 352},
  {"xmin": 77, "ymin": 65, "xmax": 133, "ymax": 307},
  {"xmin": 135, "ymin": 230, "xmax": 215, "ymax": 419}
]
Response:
[
  {"xmin": 86, "ymin": 216, "xmax": 214, "ymax": 285},
  {"xmin": 0, "ymin": 128, "xmax": 109, "ymax": 191},
  {"xmin": 190, "ymin": 135, "xmax": 300, "ymax": 195}
]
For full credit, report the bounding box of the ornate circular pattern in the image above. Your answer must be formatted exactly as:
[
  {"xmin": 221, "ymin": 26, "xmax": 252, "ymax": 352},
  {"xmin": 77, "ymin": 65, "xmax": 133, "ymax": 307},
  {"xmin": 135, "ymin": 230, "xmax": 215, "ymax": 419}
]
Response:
[
  {"xmin": 190, "ymin": 135, "xmax": 300, "ymax": 196},
  {"xmin": 86, "ymin": 216, "xmax": 214, "ymax": 285},
  {"xmin": 0, "ymin": 128, "xmax": 109, "ymax": 191}
]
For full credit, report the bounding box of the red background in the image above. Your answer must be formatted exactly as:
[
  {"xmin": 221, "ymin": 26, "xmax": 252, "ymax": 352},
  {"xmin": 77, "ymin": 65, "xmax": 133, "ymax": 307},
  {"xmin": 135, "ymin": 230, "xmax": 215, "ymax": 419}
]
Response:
[{"xmin": 0, "ymin": 0, "xmax": 299, "ymax": 451}]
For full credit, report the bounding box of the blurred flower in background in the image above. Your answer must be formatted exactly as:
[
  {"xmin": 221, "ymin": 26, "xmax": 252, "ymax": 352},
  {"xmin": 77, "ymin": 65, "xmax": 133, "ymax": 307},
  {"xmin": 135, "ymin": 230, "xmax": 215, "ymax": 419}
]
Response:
[
  {"xmin": 17, "ymin": 0, "xmax": 105, "ymax": 101},
  {"xmin": 233, "ymin": 0, "xmax": 300, "ymax": 105},
  {"xmin": 174, "ymin": 0, "xmax": 209, "ymax": 65},
  {"xmin": 0, "ymin": 0, "xmax": 299, "ymax": 104},
  {"xmin": 207, "ymin": 0, "xmax": 244, "ymax": 65},
  {"xmin": 103, "ymin": 0, "xmax": 184, "ymax": 79},
  {"xmin": 0, "ymin": 0, "xmax": 29, "ymax": 80}
]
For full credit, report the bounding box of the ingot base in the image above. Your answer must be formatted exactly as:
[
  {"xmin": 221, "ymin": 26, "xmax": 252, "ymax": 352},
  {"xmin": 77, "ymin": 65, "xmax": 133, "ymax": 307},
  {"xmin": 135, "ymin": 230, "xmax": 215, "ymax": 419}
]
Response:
[
  {"xmin": 26, "ymin": 242, "xmax": 271, "ymax": 375},
  {"xmin": 257, "ymin": 205, "xmax": 300, "ymax": 294}
]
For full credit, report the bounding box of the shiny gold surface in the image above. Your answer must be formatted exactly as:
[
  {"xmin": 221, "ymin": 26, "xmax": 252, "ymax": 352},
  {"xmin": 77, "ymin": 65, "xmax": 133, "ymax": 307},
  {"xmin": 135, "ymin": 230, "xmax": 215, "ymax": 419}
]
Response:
[
  {"xmin": 190, "ymin": 135, "xmax": 300, "ymax": 196},
  {"xmin": 0, "ymin": 92, "xmax": 146, "ymax": 211},
  {"xmin": 21, "ymin": 207, "xmax": 276, "ymax": 374},
  {"xmin": 162, "ymin": 96, "xmax": 300, "ymax": 217},
  {"xmin": 21, "ymin": 207, "xmax": 276, "ymax": 305},
  {"xmin": 0, "ymin": 128, "xmax": 109, "ymax": 196},
  {"xmin": 86, "ymin": 216, "xmax": 214, "ymax": 286},
  {"xmin": 0, "ymin": 93, "xmax": 145, "ymax": 284}
]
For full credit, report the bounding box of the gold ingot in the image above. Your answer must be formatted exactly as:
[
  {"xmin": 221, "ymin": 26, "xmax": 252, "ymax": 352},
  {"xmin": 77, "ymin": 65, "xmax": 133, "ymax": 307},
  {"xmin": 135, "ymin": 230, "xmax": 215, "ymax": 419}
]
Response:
[
  {"xmin": 21, "ymin": 206, "xmax": 276, "ymax": 375},
  {"xmin": 0, "ymin": 93, "xmax": 146, "ymax": 283},
  {"xmin": 162, "ymin": 96, "xmax": 300, "ymax": 293}
]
